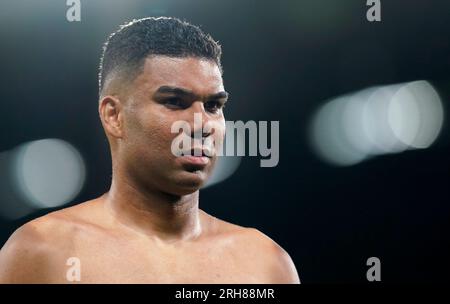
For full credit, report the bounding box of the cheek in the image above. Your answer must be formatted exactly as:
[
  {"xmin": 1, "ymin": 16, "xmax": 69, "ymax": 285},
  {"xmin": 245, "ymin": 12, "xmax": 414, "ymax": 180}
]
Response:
[{"xmin": 127, "ymin": 108, "xmax": 177, "ymax": 156}]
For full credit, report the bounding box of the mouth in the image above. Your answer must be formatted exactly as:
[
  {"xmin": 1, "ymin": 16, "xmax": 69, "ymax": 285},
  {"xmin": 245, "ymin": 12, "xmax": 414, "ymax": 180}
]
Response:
[{"xmin": 177, "ymin": 147, "xmax": 213, "ymax": 171}]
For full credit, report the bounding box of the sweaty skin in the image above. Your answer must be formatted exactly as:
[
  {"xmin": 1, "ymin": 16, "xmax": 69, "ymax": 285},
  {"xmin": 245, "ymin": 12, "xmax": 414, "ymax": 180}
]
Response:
[{"xmin": 0, "ymin": 57, "xmax": 300, "ymax": 284}]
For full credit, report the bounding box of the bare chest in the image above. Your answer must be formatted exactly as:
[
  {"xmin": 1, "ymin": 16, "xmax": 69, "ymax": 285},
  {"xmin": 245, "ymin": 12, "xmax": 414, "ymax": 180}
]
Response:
[{"xmin": 58, "ymin": 236, "xmax": 265, "ymax": 283}]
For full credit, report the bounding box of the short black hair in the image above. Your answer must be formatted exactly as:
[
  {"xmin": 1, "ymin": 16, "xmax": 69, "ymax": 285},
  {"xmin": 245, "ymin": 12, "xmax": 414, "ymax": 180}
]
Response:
[{"xmin": 98, "ymin": 17, "xmax": 222, "ymax": 96}]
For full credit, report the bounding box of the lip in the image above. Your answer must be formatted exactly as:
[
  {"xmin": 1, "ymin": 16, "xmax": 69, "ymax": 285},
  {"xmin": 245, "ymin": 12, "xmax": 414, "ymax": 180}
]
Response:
[
  {"xmin": 179, "ymin": 155, "xmax": 210, "ymax": 165},
  {"xmin": 176, "ymin": 146, "xmax": 213, "ymax": 171}
]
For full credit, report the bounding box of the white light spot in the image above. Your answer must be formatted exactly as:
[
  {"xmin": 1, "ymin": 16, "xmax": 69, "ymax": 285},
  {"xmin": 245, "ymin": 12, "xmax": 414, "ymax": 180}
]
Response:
[
  {"xmin": 14, "ymin": 139, "xmax": 86, "ymax": 208},
  {"xmin": 309, "ymin": 80, "xmax": 445, "ymax": 166},
  {"xmin": 362, "ymin": 84, "xmax": 409, "ymax": 154},
  {"xmin": 388, "ymin": 81, "xmax": 444, "ymax": 149},
  {"xmin": 309, "ymin": 95, "xmax": 368, "ymax": 166}
]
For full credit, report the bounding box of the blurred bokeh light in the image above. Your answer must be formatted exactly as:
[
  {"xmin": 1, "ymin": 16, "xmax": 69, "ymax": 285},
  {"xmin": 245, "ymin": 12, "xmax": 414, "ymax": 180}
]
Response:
[
  {"xmin": 0, "ymin": 139, "xmax": 86, "ymax": 220},
  {"xmin": 309, "ymin": 81, "xmax": 445, "ymax": 166}
]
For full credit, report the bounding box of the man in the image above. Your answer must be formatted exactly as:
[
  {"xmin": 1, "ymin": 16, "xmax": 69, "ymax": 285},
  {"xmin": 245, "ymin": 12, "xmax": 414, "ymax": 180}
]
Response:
[{"xmin": 0, "ymin": 17, "xmax": 300, "ymax": 283}]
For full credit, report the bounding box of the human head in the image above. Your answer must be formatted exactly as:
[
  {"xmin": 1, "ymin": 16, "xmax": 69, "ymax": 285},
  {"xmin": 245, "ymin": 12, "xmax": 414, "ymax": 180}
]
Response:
[{"xmin": 98, "ymin": 17, "xmax": 227, "ymax": 196}]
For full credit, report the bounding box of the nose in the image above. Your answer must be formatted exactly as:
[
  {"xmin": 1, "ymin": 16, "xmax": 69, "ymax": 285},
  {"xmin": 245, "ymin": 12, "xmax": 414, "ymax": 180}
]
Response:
[{"xmin": 187, "ymin": 101, "xmax": 215, "ymax": 139}]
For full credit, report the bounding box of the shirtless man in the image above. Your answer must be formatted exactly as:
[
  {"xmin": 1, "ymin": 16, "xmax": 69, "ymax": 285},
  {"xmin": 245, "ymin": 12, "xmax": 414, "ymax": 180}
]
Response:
[{"xmin": 0, "ymin": 17, "xmax": 300, "ymax": 284}]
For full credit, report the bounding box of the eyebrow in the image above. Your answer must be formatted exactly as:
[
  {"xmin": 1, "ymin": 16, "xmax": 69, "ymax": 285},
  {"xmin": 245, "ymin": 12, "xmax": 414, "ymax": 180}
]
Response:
[{"xmin": 154, "ymin": 85, "xmax": 229, "ymax": 101}]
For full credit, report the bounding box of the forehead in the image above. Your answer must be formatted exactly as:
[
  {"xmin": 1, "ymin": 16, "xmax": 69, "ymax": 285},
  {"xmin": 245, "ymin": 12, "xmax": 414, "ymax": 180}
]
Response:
[{"xmin": 134, "ymin": 56, "xmax": 224, "ymax": 95}]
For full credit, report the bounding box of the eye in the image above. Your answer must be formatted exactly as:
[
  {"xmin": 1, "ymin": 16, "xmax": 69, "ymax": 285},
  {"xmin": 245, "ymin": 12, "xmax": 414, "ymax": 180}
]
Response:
[
  {"xmin": 205, "ymin": 100, "xmax": 225, "ymax": 113},
  {"xmin": 164, "ymin": 98, "xmax": 186, "ymax": 109}
]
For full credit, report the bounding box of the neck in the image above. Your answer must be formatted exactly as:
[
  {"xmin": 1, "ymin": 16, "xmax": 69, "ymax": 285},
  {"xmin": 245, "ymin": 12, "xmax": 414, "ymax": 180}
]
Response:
[{"xmin": 104, "ymin": 170, "xmax": 202, "ymax": 243}]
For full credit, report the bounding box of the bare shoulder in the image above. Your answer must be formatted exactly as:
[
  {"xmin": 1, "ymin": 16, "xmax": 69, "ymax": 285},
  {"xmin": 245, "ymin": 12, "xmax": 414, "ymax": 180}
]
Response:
[
  {"xmin": 0, "ymin": 198, "xmax": 102, "ymax": 283},
  {"xmin": 0, "ymin": 216, "xmax": 62, "ymax": 283},
  {"xmin": 203, "ymin": 212, "xmax": 301, "ymax": 283},
  {"xmin": 237, "ymin": 227, "xmax": 300, "ymax": 284}
]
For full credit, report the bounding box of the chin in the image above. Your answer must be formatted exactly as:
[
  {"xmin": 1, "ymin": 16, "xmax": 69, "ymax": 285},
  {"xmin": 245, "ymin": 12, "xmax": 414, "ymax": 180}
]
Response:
[{"xmin": 167, "ymin": 170, "xmax": 209, "ymax": 195}]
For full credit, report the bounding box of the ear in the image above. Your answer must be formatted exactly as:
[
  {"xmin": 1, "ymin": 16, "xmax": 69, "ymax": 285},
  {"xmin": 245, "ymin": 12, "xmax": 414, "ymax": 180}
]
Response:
[{"xmin": 98, "ymin": 95, "xmax": 124, "ymax": 139}]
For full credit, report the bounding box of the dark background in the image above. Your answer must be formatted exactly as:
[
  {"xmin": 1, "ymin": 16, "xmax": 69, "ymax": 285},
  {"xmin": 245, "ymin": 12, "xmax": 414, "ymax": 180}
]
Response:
[{"xmin": 0, "ymin": 0, "xmax": 449, "ymax": 283}]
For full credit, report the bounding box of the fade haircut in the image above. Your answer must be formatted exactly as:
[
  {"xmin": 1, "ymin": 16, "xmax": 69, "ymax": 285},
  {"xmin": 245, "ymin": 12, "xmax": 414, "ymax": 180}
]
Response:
[{"xmin": 98, "ymin": 17, "xmax": 222, "ymax": 97}]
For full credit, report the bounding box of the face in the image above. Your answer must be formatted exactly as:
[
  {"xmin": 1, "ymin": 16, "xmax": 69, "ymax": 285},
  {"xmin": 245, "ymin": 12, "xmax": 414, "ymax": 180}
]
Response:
[{"xmin": 101, "ymin": 56, "xmax": 227, "ymax": 196}]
